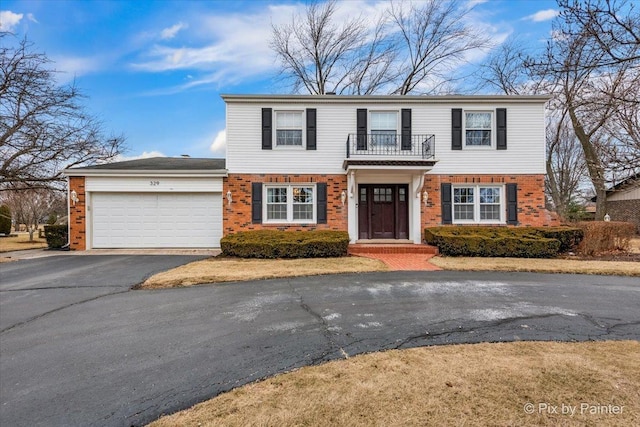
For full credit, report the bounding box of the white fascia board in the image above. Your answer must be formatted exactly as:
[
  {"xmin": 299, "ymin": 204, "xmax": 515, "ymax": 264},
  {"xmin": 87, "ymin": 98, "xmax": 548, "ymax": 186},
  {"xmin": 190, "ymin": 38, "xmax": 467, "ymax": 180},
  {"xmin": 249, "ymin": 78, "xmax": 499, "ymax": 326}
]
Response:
[
  {"xmin": 344, "ymin": 165, "xmax": 435, "ymax": 174},
  {"xmin": 221, "ymin": 94, "xmax": 552, "ymax": 104}
]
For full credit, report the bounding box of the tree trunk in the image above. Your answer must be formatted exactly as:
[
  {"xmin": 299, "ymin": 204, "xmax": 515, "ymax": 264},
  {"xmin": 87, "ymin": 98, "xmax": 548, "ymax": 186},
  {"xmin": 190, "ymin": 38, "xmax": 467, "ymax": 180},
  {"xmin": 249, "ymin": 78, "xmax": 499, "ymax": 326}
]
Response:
[{"xmin": 567, "ymin": 106, "xmax": 607, "ymax": 220}]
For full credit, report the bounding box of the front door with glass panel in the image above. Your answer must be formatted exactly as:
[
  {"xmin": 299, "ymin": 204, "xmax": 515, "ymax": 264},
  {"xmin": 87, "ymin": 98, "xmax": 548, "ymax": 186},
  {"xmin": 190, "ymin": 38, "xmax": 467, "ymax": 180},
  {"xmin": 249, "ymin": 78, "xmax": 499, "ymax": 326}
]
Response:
[{"xmin": 358, "ymin": 184, "xmax": 409, "ymax": 240}]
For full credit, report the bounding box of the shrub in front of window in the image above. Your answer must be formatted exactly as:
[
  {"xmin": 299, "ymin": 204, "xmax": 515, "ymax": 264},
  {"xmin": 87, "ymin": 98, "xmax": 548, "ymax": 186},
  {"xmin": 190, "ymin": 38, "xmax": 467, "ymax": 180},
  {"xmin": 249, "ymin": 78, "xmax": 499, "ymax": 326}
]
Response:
[
  {"xmin": 424, "ymin": 226, "xmax": 582, "ymax": 258},
  {"xmin": 44, "ymin": 225, "xmax": 68, "ymax": 249},
  {"xmin": 221, "ymin": 230, "xmax": 349, "ymax": 258}
]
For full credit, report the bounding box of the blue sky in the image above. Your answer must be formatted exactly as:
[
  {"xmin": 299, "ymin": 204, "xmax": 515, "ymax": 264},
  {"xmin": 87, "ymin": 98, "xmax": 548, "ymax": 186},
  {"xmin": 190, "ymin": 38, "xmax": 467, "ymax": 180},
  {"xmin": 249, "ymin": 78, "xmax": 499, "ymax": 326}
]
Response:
[{"xmin": 1, "ymin": 0, "xmax": 559, "ymax": 160}]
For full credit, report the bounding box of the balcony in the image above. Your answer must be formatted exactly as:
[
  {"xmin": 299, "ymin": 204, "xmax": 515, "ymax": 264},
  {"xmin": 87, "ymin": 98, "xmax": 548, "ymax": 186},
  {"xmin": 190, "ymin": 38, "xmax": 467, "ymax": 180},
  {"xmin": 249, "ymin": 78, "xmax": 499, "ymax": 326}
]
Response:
[{"xmin": 343, "ymin": 133, "xmax": 437, "ymax": 170}]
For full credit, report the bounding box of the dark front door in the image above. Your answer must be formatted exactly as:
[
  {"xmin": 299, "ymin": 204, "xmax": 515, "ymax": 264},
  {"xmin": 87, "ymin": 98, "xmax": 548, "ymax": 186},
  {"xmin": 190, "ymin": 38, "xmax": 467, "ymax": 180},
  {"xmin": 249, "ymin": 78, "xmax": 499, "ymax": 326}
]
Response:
[{"xmin": 358, "ymin": 184, "xmax": 409, "ymax": 240}]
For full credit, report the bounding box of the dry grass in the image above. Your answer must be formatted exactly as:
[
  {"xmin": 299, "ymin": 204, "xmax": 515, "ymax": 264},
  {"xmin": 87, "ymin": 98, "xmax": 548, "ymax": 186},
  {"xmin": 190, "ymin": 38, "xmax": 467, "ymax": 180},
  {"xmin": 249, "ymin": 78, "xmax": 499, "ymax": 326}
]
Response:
[
  {"xmin": 0, "ymin": 234, "xmax": 47, "ymax": 253},
  {"xmin": 430, "ymin": 256, "xmax": 640, "ymax": 276},
  {"xmin": 141, "ymin": 257, "xmax": 388, "ymax": 289},
  {"xmin": 631, "ymin": 238, "xmax": 640, "ymax": 254},
  {"xmin": 150, "ymin": 340, "xmax": 640, "ymax": 427}
]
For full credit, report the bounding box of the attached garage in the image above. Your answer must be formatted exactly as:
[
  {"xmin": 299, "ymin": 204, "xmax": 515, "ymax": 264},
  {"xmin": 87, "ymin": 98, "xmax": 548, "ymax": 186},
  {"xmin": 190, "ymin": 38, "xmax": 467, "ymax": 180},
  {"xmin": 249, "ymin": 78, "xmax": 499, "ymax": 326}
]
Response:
[
  {"xmin": 91, "ymin": 193, "xmax": 222, "ymax": 248},
  {"xmin": 64, "ymin": 157, "xmax": 226, "ymax": 250}
]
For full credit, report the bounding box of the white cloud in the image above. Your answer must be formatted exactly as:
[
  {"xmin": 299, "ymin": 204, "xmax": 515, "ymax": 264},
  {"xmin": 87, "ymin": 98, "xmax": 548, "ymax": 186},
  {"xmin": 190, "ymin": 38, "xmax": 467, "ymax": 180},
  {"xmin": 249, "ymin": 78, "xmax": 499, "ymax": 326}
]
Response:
[
  {"xmin": 160, "ymin": 22, "xmax": 187, "ymax": 40},
  {"xmin": 51, "ymin": 55, "xmax": 105, "ymax": 83},
  {"xmin": 0, "ymin": 10, "xmax": 23, "ymax": 32},
  {"xmin": 524, "ymin": 9, "xmax": 559, "ymax": 22},
  {"xmin": 210, "ymin": 129, "xmax": 226, "ymax": 155},
  {"xmin": 26, "ymin": 13, "xmax": 38, "ymax": 23},
  {"xmin": 112, "ymin": 151, "xmax": 167, "ymax": 162}
]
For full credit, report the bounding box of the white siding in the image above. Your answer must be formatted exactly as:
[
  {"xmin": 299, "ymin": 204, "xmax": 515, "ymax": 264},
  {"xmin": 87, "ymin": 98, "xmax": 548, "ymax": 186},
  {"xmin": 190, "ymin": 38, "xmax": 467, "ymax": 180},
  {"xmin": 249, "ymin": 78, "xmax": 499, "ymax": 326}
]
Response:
[
  {"xmin": 226, "ymin": 100, "xmax": 547, "ymax": 175},
  {"xmin": 86, "ymin": 176, "xmax": 223, "ymax": 192},
  {"xmin": 608, "ymin": 186, "xmax": 640, "ymax": 201}
]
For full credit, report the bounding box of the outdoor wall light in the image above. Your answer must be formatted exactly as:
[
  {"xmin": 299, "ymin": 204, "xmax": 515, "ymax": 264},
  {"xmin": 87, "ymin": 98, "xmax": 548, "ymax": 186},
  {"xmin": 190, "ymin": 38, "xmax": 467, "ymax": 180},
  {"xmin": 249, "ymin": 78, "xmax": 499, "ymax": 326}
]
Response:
[
  {"xmin": 423, "ymin": 190, "xmax": 429, "ymax": 206},
  {"xmin": 604, "ymin": 213, "xmax": 611, "ymax": 222},
  {"xmin": 70, "ymin": 190, "xmax": 78, "ymax": 206},
  {"xmin": 341, "ymin": 190, "xmax": 347, "ymax": 206},
  {"xmin": 226, "ymin": 190, "xmax": 232, "ymax": 205}
]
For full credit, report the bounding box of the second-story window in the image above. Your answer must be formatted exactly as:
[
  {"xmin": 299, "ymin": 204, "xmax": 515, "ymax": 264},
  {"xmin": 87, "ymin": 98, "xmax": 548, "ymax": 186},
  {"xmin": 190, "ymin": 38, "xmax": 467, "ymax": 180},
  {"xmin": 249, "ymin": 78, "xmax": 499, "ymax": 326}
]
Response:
[
  {"xmin": 465, "ymin": 112, "xmax": 492, "ymax": 147},
  {"xmin": 276, "ymin": 111, "xmax": 303, "ymax": 146},
  {"xmin": 370, "ymin": 111, "xmax": 398, "ymax": 146}
]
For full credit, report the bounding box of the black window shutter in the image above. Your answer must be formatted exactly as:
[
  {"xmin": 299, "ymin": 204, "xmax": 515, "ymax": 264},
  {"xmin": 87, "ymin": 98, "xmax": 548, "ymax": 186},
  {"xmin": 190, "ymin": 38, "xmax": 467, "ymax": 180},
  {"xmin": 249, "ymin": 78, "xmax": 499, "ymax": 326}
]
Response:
[
  {"xmin": 306, "ymin": 108, "xmax": 316, "ymax": 150},
  {"xmin": 496, "ymin": 108, "xmax": 507, "ymax": 150},
  {"xmin": 506, "ymin": 183, "xmax": 518, "ymax": 224},
  {"xmin": 401, "ymin": 108, "xmax": 412, "ymax": 150},
  {"xmin": 452, "ymin": 109, "xmax": 462, "ymax": 150},
  {"xmin": 252, "ymin": 182, "xmax": 263, "ymax": 224},
  {"xmin": 441, "ymin": 183, "xmax": 452, "ymax": 224},
  {"xmin": 317, "ymin": 183, "xmax": 327, "ymax": 224},
  {"xmin": 261, "ymin": 108, "xmax": 272, "ymax": 150},
  {"xmin": 357, "ymin": 108, "xmax": 367, "ymax": 150}
]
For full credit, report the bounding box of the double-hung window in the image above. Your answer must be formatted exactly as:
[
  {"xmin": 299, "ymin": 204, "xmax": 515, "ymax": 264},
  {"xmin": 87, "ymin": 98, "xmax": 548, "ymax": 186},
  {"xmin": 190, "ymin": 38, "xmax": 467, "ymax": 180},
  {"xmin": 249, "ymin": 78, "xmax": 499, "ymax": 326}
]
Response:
[
  {"xmin": 453, "ymin": 185, "xmax": 503, "ymax": 223},
  {"xmin": 370, "ymin": 111, "xmax": 398, "ymax": 146},
  {"xmin": 275, "ymin": 111, "xmax": 303, "ymax": 146},
  {"xmin": 265, "ymin": 185, "xmax": 315, "ymax": 223},
  {"xmin": 465, "ymin": 112, "xmax": 492, "ymax": 147}
]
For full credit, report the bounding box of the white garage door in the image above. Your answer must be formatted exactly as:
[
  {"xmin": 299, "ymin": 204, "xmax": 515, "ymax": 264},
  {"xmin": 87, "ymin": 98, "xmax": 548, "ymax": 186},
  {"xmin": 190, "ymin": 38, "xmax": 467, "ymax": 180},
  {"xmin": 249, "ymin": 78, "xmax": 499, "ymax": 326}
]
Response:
[{"xmin": 91, "ymin": 193, "xmax": 222, "ymax": 248}]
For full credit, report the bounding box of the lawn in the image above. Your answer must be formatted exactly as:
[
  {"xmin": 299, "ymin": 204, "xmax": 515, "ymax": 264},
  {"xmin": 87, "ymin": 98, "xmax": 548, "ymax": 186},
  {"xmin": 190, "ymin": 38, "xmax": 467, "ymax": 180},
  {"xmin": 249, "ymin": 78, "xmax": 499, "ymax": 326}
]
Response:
[
  {"xmin": 149, "ymin": 340, "xmax": 640, "ymax": 427},
  {"xmin": 140, "ymin": 256, "xmax": 388, "ymax": 289},
  {"xmin": 0, "ymin": 233, "xmax": 47, "ymax": 253}
]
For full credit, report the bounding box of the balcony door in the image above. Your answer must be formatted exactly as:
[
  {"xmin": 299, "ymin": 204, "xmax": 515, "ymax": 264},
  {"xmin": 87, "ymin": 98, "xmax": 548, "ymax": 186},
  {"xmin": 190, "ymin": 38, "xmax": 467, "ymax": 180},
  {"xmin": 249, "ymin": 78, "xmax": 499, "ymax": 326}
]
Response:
[{"xmin": 358, "ymin": 184, "xmax": 409, "ymax": 240}]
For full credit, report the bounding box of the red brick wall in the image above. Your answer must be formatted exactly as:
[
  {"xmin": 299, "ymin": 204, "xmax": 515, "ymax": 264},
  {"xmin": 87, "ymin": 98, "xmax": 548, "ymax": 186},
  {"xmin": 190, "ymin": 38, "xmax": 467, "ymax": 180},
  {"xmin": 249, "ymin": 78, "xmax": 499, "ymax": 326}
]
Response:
[
  {"xmin": 223, "ymin": 174, "xmax": 348, "ymax": 235},
  {"xmin": 421, "ymin": 174, "xmax": 560, "ymax": 229},
  {"xmin": 68, "ymin": 176, "xmax": 86, "ymax": 250}
]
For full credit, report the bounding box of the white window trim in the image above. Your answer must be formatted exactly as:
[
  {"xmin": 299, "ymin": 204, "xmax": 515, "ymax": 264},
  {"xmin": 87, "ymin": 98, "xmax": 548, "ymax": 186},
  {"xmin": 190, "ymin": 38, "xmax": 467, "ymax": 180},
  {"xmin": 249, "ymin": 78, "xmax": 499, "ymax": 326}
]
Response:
[
  {"xmin": 263, "ymin": 184, "xmax": 317, "ymax": 224},
  {"xmin": 274, "ymin": 110, "xmax": 305, "ymax": 149},
  {"xmin": 463, "ymin": 110, "xmax": 495, "ymax": 149},
  {"xmin": 452, "ymin": 184, "xmax": 505, "ymax": 224}
]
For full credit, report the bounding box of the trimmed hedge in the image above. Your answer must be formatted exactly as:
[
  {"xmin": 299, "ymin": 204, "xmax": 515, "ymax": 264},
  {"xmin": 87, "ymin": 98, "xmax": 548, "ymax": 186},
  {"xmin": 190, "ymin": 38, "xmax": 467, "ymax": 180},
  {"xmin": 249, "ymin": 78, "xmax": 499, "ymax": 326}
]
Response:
[
  {"xmin": 44, "ymin": 225, "xmax": 68, "ymax": 249},
  {"xmin": 424, "ymin": 226, "xmax": 583, "ymax": 258},
  {"xmin": 221, "ymin": 230, "xmax": 350, "ymax": 259}
]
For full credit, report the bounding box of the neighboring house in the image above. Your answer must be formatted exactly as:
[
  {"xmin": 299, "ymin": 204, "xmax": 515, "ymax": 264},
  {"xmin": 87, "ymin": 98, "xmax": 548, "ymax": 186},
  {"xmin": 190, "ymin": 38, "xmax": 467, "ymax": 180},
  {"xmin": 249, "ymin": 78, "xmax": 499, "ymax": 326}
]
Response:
[
  {"xmin": 64, "ymin": 158, "xmax": 226, "ymax": 250},
  {"xmin": 65, "ymin": 94, "xmax": 558, "ymax": 251},
  {"xmin": 222, "ymin": 94, "xmax": 557, "ymax": 245},
  {"xmin": 596, "ymin": 174, "xmax": 640, "ymax": 232}
]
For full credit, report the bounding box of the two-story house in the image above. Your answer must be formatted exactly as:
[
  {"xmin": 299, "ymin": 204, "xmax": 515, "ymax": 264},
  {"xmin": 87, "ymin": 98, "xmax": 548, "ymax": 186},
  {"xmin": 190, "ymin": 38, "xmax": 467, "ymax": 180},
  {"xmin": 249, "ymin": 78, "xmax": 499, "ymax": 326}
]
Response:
[
  {"xmin": 64, "ymin": 94, "xmax": 556, "ymax": 250},
  {"xmin": 223, "ymin": 94, "xmax": 556, "ymax": 245}
]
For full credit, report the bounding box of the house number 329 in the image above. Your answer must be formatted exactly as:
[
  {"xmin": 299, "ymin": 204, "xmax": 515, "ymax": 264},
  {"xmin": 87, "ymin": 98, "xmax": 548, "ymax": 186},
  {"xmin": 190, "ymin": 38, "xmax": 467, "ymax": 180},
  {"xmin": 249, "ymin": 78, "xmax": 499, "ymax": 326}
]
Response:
[{"xmin": 150, "ymin": 180, "xmax": 160, "ymax": 186}]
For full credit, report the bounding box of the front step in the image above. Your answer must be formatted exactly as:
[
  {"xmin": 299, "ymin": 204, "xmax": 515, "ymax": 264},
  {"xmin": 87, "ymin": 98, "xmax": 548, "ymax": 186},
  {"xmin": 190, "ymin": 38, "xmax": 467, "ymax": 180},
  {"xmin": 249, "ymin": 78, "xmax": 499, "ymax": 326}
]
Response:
[{"xmin": 348, "ymin": 243, "xmax": 438, "ymax": 255}]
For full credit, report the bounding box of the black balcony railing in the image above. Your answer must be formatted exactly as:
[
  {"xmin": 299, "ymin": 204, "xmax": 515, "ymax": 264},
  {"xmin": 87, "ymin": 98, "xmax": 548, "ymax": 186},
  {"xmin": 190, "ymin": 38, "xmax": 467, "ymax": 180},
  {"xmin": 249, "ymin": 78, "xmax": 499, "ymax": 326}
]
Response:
[{"xmin": 346, "ymin": 133, "xmax": 435, "ymax": 159}]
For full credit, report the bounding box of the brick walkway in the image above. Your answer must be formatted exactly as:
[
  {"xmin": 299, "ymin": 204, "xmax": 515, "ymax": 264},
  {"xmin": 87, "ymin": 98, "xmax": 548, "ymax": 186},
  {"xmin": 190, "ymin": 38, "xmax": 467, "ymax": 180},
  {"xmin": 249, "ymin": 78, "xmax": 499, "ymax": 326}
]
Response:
[{"xmin": 355, "ymin": 252, "xmax": 442, "ymax": 271}]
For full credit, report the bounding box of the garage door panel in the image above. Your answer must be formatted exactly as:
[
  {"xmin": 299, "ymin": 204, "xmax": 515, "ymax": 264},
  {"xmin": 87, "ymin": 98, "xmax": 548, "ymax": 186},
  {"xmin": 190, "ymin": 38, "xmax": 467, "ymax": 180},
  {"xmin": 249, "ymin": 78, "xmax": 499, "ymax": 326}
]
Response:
[{"xmin": 91, "ymin": 193, "xmax": 221, "ymax": 248}]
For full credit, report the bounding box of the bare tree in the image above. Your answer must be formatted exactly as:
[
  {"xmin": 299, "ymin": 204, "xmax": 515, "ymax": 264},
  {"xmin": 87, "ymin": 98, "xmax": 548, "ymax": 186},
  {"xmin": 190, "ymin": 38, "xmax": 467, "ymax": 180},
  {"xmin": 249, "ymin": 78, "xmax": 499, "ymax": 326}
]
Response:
[
  {"xmin": 0, "ymin": 34, "xmax": 125, "ymax": 191},
  {"xmin": 271, "ymin": 0, "xmax": 493, "ymax": 95},
  {"xmin": 388, "ymin": 0, "xmax": 493, "ymax": 94},
  {"xmin": 1, "ymin": 188, "xmax": 65, "ymax": 240},
  {"xmin": 271, "ymin": 1, "xmax": 394, "ymax": 94},
  {"xmin": 528, "ymin": 0, "xmax": 640, "ymax": 219}
]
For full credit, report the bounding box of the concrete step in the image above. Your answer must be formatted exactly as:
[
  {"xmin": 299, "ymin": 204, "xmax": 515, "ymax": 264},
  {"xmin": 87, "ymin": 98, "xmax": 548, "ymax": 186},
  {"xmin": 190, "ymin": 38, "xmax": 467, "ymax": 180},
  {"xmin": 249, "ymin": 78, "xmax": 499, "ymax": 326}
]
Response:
[{"xmin": 348, "ymin": 243, "xmax": 439, "ymax": 255}]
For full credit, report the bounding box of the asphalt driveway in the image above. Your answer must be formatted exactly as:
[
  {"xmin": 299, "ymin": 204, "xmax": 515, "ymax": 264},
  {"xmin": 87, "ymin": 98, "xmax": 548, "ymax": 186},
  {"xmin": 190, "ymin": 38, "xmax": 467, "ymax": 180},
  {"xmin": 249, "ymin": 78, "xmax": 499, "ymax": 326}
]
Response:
[{"xmin": 1, "ymin": 257, "xmax": 639, "ymax": 427}]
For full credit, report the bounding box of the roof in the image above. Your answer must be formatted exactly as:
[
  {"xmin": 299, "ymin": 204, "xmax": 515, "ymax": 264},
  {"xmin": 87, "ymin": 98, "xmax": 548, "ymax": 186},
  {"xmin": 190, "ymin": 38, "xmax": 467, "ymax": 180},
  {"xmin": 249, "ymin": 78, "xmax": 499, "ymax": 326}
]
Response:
[
  {"xmin": 591, "ymin": 172, "xmax": 639, "ymax": 201},
  {"xmin": 64, "ymin": 157, "xmax": 227, "ymax": 177},
  {"xmin": 221, "ymin": 94, "xmax": 552, "ymax": 104}
]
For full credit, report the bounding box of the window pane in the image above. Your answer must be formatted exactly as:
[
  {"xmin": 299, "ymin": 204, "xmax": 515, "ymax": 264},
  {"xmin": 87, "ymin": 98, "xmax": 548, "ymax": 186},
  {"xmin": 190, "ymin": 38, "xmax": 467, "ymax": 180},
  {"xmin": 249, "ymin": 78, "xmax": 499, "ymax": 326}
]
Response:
[
  {"xmin": 371, "ymin": 131, "xmax": 396, "ymax": 146},
  {"xmin": 267, "ymin": 187, "xmax": 287, "ymax": 203},
  {"xmin": 479, "ymin": 187, "xmax": 500, "ymax": 204},
  {"xmin": 454, "ymin": 205, "xmax": 474, "ymax": 220},
  {"xmin": 276, "ymin": 130, "xmax": 302, "ymax": 146},
  {"xmin": 293, "ymin": 187, "xmax": 313, "ymax": 203},
  {"xmin": 466, "ymin": 130, "xmax": 491, "ymax": 146},
  {"xmin": 267, "ymin": 204, "xmax": 287, "ymax": 220},
  {"xmin": 276, "ymin": 112, "xmax": 302, "ymax": 128},
  {"xmin": 293, "ymin": 204, "xmax": 313, "ymax": 220},
  {"xmin": 454, "ymin": 188, "xmax": 474, "ymax": 203},
  {"xmin": 370, "ymin": 112, "xmax": 397, "ymax": 130},
  {"xmin": 465, "ymin": 112, "xmax": 491, "ymax": 129},
  {"xmin": 480, "ymin": 205, "xmax": 501, "ymax": 220}
]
